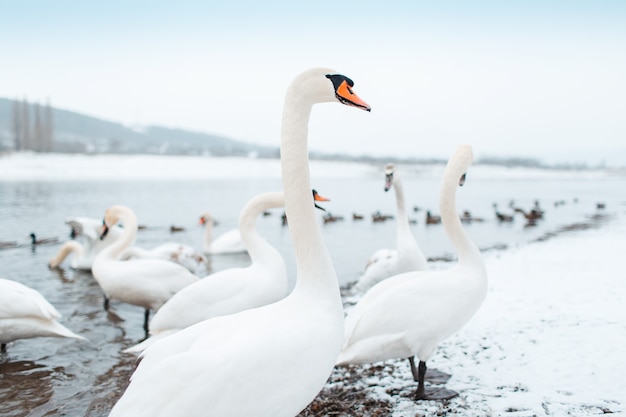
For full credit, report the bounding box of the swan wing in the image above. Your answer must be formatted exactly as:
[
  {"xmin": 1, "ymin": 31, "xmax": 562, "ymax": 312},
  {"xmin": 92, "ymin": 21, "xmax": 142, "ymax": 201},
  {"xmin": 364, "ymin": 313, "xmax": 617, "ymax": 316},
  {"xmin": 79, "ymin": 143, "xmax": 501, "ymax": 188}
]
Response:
[{"xmin": 0, "ymin": 278, "xmax": 60, "ymax": 320}]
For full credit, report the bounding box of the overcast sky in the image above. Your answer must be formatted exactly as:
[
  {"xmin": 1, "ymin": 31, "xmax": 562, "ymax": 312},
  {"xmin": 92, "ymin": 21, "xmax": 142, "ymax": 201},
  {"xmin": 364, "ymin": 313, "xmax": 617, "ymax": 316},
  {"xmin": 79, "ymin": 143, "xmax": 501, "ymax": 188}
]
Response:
[{"xmin": 1, "ymin": 1, "xmax": 625, "ymax": 166}]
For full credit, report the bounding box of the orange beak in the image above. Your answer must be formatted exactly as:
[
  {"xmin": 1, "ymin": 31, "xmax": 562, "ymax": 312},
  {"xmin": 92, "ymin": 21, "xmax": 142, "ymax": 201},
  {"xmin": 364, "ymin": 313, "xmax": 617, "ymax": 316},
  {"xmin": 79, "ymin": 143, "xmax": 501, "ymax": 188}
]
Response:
[
  {"xmin": 199, "ymin": 217, "xmax": 206, "ymax": 225},
  {"xmin": 336, "ymin": 80, "xmax": 371, "ymax": 112}
]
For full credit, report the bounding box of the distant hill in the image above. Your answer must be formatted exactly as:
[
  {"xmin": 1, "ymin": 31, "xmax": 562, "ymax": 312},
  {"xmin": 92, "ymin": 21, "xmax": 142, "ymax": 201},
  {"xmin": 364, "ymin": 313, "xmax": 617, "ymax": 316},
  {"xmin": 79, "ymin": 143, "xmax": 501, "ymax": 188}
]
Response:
[{"xmin": 0, "ymin": 97, "xmax": 279, "ymax": 157}]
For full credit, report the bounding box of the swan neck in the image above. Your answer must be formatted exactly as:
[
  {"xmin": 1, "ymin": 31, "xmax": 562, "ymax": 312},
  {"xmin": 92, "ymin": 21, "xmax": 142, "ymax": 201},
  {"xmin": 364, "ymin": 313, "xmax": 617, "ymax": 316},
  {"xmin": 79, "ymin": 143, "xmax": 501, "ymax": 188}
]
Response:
[
  {"xmin": 392, "ymin": 178, "xmax": 411, "ymax": 248},
  {"xmin": 281, "ymin": 90, "xmax": 337, "ymax": 297},
  {"xmin": 102, "ymin": 209, "xmax": 137, "ymax": 259},
  {"xmin": 440, "ymin": 177, "xmax": 481, "ymax": 265},
  {"xmin": 239, "ymin": 192, "xmax": 284, "ymax": 265},
  {"xmin": 50, "ymin": 240, "xmax": 84, "ymax": 267}
]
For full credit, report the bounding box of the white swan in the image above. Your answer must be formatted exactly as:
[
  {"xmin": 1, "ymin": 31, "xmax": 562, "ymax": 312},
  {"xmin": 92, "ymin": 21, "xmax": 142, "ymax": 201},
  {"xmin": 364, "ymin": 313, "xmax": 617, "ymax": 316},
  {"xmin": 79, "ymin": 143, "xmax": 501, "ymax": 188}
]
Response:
[
  {"xmin": 200, "ymin": 213, "xmax": 247, "ymax": 255},
  {"xmin": 355, "ymin": 163, "xmax": 428, "ymax": 292},
  {"xmin": 125, "ymin": 189, "xmax": 330, "ymax": 353},
  {"xmin": 120, "ymin": 243, "xmax": 208, "ymax": 274},
  {"xmin": 0, "ymin": 278, "xmax": 86, "ymax": 353},
  {"xmin": 108, "ymin": 68, "xmax": 371, "ymax": 417},
  {"xmin": 48, "ymin": 217, "xmax": 123, "ymax": 270},
  {"xmin": 336, "ymin": 145, "xmax": 487, "ymax": 400},
  {"xmin": 92, "ymin": 205, "xmax": 199, "ymax": 332}
]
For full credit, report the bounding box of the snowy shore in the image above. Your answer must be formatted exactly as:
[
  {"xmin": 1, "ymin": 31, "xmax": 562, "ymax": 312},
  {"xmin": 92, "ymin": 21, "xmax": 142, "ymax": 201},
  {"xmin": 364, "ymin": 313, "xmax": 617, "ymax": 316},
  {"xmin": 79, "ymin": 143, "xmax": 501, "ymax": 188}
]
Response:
[{"xmin": 302, "ymin": 209, "xmax": 626, "ymax": 416}]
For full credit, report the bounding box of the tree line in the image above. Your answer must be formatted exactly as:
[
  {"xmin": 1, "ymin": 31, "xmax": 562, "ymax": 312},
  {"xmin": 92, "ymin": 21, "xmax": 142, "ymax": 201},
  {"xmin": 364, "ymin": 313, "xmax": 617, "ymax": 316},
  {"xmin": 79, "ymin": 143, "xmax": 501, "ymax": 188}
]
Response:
[{"xmin": 11, "ymin": 98, "xmax": 54, "ymax": 152}]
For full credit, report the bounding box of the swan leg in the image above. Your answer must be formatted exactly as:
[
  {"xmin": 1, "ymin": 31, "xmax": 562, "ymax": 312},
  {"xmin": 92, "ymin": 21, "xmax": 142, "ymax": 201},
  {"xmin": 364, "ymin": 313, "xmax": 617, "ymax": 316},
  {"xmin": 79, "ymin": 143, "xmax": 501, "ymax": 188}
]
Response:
[
  {"xmin": 1, "ymin": 343, "xmax": 6, "ymax": 354},
  {"xmin": 143, "ymin": 309, "xmax": 150, "ymax": 334},
  {"xmin": 415, "ymin": 361, "xmax": 459, "ymax": 401},
  {"xmin": 103, "ymin": 296, "xmax": 110, "ymax": 311},
  {"xmin": 408, "ymin": 356, "xmax": 452, "ymax": 384}
]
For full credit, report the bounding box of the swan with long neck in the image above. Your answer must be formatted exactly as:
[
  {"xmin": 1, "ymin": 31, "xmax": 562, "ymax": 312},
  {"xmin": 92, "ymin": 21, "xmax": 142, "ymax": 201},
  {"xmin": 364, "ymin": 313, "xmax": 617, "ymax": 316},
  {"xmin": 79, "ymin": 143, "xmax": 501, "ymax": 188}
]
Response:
[
  {"xmin": 0, "ymin": 278, "xmax": 86, "ymax": 353},
  {"xmin": 124, "ymin": 189, "xmax": 330, "ymax": 353},
  {"xmin": 356, "ymin": 163, "xmax": 428, "ymax": 292},
  {"xmin": 108, "ymin": 68, "xmax": 371, "ymax": 417},
  {"xmin": 92, "ymin": 205, "xmax": 199, "ymax": 332},
  {"xmin": 336, "ymin": 145, "xmax": 487, "ymax": 400}
]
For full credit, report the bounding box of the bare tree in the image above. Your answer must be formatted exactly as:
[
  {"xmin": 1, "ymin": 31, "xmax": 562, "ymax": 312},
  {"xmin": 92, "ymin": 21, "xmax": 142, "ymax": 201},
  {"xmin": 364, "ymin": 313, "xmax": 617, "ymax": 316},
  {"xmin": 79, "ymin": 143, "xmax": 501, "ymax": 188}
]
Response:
[
  {"xmin": 11, "ymin": 99, "xmax": 22, "ymax": 150},
  {"xmin": 44, "ymin": 98, "xmax": 54, "ymax": 151}
]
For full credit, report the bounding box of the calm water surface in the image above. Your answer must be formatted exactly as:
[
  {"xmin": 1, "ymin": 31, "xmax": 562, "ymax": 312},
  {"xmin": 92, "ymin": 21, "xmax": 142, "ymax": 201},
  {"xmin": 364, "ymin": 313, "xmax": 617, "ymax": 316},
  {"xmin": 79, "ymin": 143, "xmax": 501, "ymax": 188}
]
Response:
[{"xmin": 1, "ymin": 170, "xmax": 625, "ymax": 416}]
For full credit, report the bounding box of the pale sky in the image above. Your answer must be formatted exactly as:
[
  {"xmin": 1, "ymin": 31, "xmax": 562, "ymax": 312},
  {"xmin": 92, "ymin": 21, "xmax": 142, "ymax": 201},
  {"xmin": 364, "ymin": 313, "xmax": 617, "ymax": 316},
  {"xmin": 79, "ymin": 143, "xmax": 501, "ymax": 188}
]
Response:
[{"xmin": 1, "ymin": 1, "xmax": 625, "ymax": 166}]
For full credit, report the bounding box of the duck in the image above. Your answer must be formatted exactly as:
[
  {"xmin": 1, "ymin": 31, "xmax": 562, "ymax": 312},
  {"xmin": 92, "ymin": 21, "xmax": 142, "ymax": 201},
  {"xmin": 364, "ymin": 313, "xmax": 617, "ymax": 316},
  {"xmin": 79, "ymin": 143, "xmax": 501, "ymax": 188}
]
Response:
[
  {"xmin": 107, "ymin": 68, "xmax": 371, "ymax": 417},
  {"xmin": 0, "ymin": 241, "xmax": 18, "ymax": 249},
  {"xmin": 29, "ymin": 232, "xmax": 59, "ymax": 245},
  {"xmin": 336, "ymin": 145, "xmax": 488, "ymax": 401},
  {"xmin": 352, "ymin": 213, "xmax": 364, "ymax": 220},
  {"xmin": 125, "ymin": 189, "xmax": 330, "ymax": 353},
  {"xmin": 323, "ymin": 212, "xmax": 344, "ymax": 224},
  {"xmin": 200, "ymin": 213, "xmax": 247, "ymax": 255},
  {"xmin": 355, "ymin": 163, "xmax": 428, "ymax": 293},
  {"xmin": 371, "ymin": 211, "xmax": 394, "ymax": 222},
  {"xmin": 120, "ymin": 243, "xmax": 208, "ymax": 274},
  {"xmin": 169, "ymin": 225, "xmax": 186, "ymax": 233},
  {"xmin": 425, "ymin": 210, "xmax": 441, "ymax": 224},
  {"xmin": 0, "ymin": 278, "xmax": 86, "ymax": 353},
  {"xmin": 92, "ymin": 205, "xmax": 199, "ymax": 333},
  {"xmin": 493, "ymin": 203, "xmax": 514, "ymax": 222}
]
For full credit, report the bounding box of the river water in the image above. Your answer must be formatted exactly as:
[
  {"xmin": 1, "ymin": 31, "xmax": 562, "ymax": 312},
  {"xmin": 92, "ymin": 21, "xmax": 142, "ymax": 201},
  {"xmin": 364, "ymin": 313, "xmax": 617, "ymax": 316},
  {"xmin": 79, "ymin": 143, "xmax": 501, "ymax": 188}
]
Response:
[{"xmin": 1, "ymin": 154, "xmax": 624, "ymax": 416}]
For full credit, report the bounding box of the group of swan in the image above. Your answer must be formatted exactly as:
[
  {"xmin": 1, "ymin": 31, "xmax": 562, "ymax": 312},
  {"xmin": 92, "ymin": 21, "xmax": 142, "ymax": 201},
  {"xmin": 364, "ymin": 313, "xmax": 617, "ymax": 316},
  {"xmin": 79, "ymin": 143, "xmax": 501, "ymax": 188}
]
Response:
[
  {"xmin": 337, "ymin": 144, "xmax": 487, "ymax": 400},
  {"xmin": 355, "ymin": 163, "xmax": 428, "ymax": 293},
  {"xmin": 108, "ymin": 68, "xmax": 372, "ymax": 417},
  {"xmin": 125, "ymin": 189, "xmax": 330, "ymax": 353},
  {"xmin": 49, "ymin": 216, "xmax": 207, "ymax": 274},
  {"xmin": 2, "ymin": 68, "xmax": 487, "ymax": 416}
]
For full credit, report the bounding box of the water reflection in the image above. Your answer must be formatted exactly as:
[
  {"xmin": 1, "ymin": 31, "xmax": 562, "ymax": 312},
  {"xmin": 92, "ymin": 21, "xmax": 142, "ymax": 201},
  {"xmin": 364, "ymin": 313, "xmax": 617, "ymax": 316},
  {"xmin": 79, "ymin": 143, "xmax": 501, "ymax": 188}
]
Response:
[{"xmin": 0, "ymin": 360, "xmax": 54, "ymax": 417}]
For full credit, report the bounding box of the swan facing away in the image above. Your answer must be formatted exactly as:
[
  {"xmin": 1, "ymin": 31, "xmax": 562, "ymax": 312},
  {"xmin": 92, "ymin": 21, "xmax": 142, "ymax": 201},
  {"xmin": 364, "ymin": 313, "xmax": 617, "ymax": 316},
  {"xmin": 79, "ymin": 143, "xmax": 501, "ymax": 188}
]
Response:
[
  {"xmin": 108, "ymin": 68, "xmax": 371, "ymax": 417},
  {"xmin": 125, "ymin": 189, "xmax": 329, "ymax": 353},
  {"xmin": 0, "ymin": 278, "xmax": 86, "ymax": 353},
  {"xmin": 200, "ymin": 213, "xmax": 247, "ymax": 255},
  {"xmin": 355, "ymin": 163, "xmax": 428, "ymax": 293},
  {"xmin": 92, "ymin": 205, "xmax": 199, "ymax": 332},
  {"xmin": 336, "ymin": 145, "xmax": 488, "ymax": 400}
]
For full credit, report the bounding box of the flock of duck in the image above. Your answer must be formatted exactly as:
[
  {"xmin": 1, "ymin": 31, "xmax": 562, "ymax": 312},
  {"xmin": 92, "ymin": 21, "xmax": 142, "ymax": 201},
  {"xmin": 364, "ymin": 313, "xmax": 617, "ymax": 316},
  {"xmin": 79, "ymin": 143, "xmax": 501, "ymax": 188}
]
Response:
[{"xmin": 1, "ymin": 68, "xmax": 491, "ymax": 416}]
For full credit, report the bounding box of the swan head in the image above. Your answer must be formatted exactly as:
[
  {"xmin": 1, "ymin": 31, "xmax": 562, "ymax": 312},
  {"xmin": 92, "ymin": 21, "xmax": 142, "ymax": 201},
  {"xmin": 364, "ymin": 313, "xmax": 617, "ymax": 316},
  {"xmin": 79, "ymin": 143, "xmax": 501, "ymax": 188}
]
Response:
[
  {"xmin": 199, "ymin": 213, "xmax": 216, "ymax": 226},
  {"xmin": 445, "ymin": 145, "xmax": 474, "ymax": 188},
  {"xmin": 289, "ymin": 68, "xmax": 371, "ymax": 111},
  {"xmin": 312, "ymin": 189, "xmax": 330, "ymax": 211},
  {"xmin": 100, "ymin": 205, "xmax": 131, "ymax": 240},
  {"xmin": 384, "ymin": 163, "xmax": 395, "ymax": 192}
]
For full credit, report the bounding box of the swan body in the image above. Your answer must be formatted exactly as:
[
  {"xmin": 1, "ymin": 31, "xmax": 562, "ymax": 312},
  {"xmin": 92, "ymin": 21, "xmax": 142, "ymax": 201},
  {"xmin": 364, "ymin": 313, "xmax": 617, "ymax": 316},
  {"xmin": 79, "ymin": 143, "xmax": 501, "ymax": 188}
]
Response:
[
  {"xmin": 0, "ymin": 278, "xmax": 85, "ymax": 351},
  {"xmin": 356, "ymin": 164, "xmax": 428, "ymax": 293},
  {"xmin": 92, "ymin": 205, "xmax": 199, "ymax": 328},
  {"xmin": 120, "ymin": 243, "xmax": 208, "ymax": 274},
  {"xmin": 108, "ymin": 68, "xmax": 371, "ymax": 417},
  {"xmin": 200, "ymin": 213, "xmax": 247, "ymax": 255},
  {"xmin": 125, "ymin": 191, "xmax": 291, "ymax": 353},
  {"xmin": 336, "ymin": 145, "xmax": 487, "ymax": 399}
]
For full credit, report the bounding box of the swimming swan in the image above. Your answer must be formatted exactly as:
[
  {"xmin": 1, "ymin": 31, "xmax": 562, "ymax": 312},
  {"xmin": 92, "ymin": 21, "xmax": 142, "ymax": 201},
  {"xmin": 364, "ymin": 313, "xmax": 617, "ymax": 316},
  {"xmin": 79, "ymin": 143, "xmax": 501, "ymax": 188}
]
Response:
[
  {"xmin": 0, "ymin": 278, "xmax": 86, "ymax": 353},
  {"xmin": 355, "ymin": 163, "xmax": 428, "ymax": 292},
  {"xmin": 92, "ymin": 205, "xmax": 199, "ymax": 332},
  {"xmin": 336, "ymin": 145, "xmax": 487, "ymax": 400},
  {"xmin": 107, "ymin": 68, "xmax": 371, "ymax": 417},
  {"xmin": 124, "ymin": 189, "xmax": 330, "ymax": 353}
]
